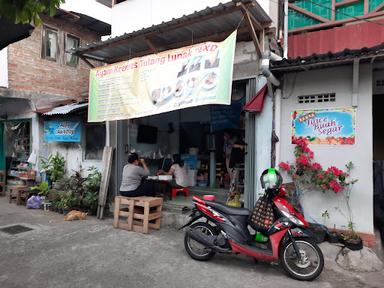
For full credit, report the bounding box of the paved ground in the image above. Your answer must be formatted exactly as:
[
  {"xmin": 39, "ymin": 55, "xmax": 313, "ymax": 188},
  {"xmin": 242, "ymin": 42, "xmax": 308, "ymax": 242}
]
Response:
[{"xmin": 0, "ymin": 197, "xmax": 383, "ymax": 288}]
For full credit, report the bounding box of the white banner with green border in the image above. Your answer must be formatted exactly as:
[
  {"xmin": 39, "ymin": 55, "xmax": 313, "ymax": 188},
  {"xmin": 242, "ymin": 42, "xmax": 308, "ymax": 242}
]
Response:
[{"xmin": 88, "ymin": 31, "xmax": 237, "ymax": 122}]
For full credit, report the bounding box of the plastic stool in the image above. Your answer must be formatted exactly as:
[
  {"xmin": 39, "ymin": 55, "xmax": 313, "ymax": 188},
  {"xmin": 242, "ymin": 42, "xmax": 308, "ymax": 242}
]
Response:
[{"xmin": 171, "ymin": 187, "xmax": 189, "ymax": 199}]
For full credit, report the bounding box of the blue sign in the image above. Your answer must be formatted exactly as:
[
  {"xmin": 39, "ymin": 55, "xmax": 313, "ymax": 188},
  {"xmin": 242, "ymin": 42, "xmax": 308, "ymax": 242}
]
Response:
[
  {"xmin": 210, "ymin": 100, "xmax": 243, "ymax": 132},
  {"xmin": 44, "ymin": 121, "xmax": 81, "ymax": 143},
  {"xmin": 181, "ymin": 154, "xmax": 198, "ymax": 169}
]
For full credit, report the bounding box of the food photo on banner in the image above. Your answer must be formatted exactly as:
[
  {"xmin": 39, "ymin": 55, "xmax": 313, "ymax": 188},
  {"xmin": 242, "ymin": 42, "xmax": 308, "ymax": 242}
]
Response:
[
  {"xmin": 292, "ymin": 107, "xmax": 356, "ymax": 145},
  {"xmin": 88, "ymin": 30, "xmax": 237, "ymax": 122},
  {"xmin": 44, "ymin": 120, "xmax": 81, "ymax": 143}
]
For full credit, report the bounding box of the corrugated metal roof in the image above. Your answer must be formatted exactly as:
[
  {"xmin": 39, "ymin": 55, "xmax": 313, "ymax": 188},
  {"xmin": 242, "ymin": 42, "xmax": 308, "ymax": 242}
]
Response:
[
  {"xmin": 73, "ymin": 0, "xmax": 271, "ymax": 63},
  {"xmin": 55, "ymin": 9, "xmax": 111, "ymax": 36},
  {"xmin": 43, "ymin": 103, "xmax": 88, "ymax": 116},
  {"xmin": 271, "ymin": 44, "xmax": 384, "ymax": 73},
  {"xmin": 288, "ymin": 19, "xmax": 384, "ymax": 59}
]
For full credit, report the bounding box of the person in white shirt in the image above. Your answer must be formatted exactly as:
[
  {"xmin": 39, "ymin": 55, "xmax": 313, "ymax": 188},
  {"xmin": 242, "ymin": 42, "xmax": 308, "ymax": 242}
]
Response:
[{"xmin": 159, "ymin": 154, "xmax": 189, "ymax": 188}]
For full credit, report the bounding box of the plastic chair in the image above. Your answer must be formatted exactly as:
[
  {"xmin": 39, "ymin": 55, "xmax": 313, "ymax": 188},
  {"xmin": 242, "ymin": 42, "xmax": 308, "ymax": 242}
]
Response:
[{"xmin": 171, "ymin": 187, "xmax": 189, "ymax": 199}]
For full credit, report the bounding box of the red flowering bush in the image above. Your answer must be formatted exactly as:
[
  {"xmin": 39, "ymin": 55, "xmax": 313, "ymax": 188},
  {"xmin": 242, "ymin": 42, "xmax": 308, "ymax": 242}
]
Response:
[{"xmin": 279, "ymin": 138, "xmax": 356, "ymax": 193}]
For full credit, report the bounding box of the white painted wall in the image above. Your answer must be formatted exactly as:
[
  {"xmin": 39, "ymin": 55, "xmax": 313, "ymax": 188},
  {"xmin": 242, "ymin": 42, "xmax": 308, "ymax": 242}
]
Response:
[
  {"xmin": 0, "ymin": 48, "xmax": 8, "ymax": 88},
  {"xmin": 44, "ymin": 142, "xmax": 104, "ymax": 177},
  {"xmin": 111, "ymin": 0, "xmax": 275, "ymax": 37},
  {"xmin": 279, "ymin": 64, "xmax": 374, "ymax": 234},
  {"xmin": 255, "ymin": 94, "xmax": 273, "ymax": 196}
]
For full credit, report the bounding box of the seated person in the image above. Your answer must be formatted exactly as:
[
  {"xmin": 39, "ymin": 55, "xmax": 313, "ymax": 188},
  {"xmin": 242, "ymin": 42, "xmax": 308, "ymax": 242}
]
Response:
[
  {"xmin": 120, "ymin": 153, "xmax": 155, "ymax": 197},
  {"xmin": 159, "ymin": 154, "xmax": 189, "ymax": 188}
]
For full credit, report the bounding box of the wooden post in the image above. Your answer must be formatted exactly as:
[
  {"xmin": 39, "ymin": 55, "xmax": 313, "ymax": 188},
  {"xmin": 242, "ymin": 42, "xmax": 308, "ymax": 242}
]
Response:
[{"xmin": 97, "ymin": 147, "xmax": 114, "ymax": 219}]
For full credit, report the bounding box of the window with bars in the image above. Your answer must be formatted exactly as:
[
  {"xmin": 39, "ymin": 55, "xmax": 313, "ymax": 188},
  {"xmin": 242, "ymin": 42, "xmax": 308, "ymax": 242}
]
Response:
[{"xmin": 298, "ymin": 93, "xmax": 336, "ymax": 104}]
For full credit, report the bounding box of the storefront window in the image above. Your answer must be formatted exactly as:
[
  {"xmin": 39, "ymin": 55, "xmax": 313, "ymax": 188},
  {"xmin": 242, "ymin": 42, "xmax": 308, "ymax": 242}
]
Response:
[{"xmin": 84, "ymin": 123, "xmax": 106, "ymax": 160}]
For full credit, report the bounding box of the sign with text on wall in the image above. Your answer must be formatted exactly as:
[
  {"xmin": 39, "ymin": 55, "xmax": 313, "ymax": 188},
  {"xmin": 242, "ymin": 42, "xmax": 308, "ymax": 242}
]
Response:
[
  {"xmin": 88, "ymin": 31, "xmax": 237, "ymax": 122},
  {"xmin": 44, "ymin": 121, "xmax": 81, "ymax": 143},
  {"xmin": 292, "ymin": 108, "xmax": 356, "ymax": 145}
]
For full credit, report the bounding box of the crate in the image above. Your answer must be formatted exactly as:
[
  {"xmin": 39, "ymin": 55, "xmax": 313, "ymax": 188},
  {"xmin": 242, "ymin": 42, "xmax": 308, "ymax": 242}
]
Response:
[{"xmin": 113, "ymin": 196, "xmax": 163, "ymax": 234}]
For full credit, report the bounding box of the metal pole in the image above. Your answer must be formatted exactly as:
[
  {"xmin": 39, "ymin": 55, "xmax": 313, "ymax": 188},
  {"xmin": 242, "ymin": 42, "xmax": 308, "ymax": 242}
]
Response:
[
  {"xmin": 283, "ymin": 0, "xmax": 289, "ymax": 59},
  {"xmin": 106, "ymin": 120, "xmax": 110, "ymax": 147}
]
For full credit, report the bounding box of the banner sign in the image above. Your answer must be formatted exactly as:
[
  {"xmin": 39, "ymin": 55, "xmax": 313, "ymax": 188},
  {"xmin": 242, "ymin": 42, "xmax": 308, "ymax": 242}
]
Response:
[
  {"xmin": 292, "ymin": 108, "xmax": 356, "ymax": 145},
  {"xmin": 88, "ymin": 31, "xmax": 237, "ymax": 122},
  {"xmin": 44, "ymin": 121, "xmax": 81, "ymax": 143}
]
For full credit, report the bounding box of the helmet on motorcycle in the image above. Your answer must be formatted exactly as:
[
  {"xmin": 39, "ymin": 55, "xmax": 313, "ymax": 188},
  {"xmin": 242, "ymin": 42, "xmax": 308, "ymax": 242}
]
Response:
[{"xmin": 260, "ymin": 168, "xmax": 283, "ymax": 191}]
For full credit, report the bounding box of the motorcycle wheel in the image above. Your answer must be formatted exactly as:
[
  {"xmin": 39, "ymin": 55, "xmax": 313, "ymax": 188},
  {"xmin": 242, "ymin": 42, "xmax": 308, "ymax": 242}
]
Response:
[
  {"xmin": 184, "ymin": 222, "xmax": 217, "ymax": 261},
  {"xmin": 280, "ymin": 238, "xmax": 324, "ymax": 281}
]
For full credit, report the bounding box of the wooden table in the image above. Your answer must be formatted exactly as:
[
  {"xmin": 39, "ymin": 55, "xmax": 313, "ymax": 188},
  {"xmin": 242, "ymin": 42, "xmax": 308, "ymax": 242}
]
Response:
[{"xmin": 8, "ymin": 185, "xmax": 29, "ymax": 205}]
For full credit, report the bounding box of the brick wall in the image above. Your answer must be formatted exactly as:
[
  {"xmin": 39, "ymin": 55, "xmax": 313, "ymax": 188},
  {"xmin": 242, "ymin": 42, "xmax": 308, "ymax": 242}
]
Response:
[{"xmin": 7, "ymin": 14, "xmax": 102, "ymax": 101}]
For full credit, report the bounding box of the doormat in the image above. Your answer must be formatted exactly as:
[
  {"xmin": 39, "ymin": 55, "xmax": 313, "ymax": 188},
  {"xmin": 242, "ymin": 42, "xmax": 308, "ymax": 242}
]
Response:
[{"xmin": 0, "ymin": 225, "xmax": 33, "ymax": 235}]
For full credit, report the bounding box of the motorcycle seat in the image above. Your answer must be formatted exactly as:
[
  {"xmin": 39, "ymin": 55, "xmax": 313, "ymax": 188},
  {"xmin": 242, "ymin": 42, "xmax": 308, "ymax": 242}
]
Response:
[{"xmin": 205, "ymin": 201, "xmax": 250, "ymax": 216}]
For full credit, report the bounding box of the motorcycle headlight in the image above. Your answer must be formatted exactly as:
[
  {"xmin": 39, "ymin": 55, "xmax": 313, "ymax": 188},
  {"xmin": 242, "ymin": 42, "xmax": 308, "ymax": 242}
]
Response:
[{"xmin": 281, "ymin": 210, "xmax": 304, "ymax": 226}]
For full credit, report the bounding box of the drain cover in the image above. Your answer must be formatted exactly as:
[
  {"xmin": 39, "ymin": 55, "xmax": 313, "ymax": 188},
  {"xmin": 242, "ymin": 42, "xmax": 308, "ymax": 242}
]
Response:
[{"xmin": 0, "ymin": 225, "xmax": 33, "ymax": 235}]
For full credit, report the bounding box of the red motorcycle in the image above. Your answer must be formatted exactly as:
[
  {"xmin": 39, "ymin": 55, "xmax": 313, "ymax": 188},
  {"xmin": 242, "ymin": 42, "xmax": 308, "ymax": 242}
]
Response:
[{"xmin": 181, "ymin": 168, "xmax": 324, "ymax": 281}]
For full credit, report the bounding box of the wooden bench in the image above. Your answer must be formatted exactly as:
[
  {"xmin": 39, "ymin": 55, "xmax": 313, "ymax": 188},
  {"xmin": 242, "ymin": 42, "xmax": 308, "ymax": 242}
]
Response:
[{"xmin": 113, "ymin": 196, "xmax": 163, "ymax": 234}]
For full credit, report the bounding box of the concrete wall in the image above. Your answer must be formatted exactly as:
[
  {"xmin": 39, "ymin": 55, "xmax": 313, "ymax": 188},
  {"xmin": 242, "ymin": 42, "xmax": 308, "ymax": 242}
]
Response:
[
  {"xmin": 0, "ymin": 48, "xmax": 8, "ymax": 88},
  {"xmin": 111, "ymin": 0, "xmax": 275, "ymax": 37},
  {"xmin": 6, "ymin": 16, "xmax": 101, "ymax": 101},
  {"xmin": 44, "ymin": 142, "xmax": 104, "ymax": 177},
  {"xmin": 279, "ymin": 64, "xmax": 374, "ymax": 234}
]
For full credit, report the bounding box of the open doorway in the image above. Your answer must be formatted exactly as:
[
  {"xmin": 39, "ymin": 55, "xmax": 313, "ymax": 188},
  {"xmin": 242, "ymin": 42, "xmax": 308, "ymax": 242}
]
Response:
[{"xmin": 373, "ymin": 92, "xmax": 384, "ymax": 245}]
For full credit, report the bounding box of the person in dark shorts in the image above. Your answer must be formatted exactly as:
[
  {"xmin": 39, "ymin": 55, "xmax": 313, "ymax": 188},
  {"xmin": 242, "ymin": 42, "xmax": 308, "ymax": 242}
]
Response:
[{"xmin": 119, "ymin": 153, "xmax": 155, "ymax": 197}]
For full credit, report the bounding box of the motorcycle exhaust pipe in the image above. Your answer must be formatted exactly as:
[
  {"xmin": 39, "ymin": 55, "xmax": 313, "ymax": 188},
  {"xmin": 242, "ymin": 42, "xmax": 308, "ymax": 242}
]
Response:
[{"xmin": 186, "ymin": 228, "xmax": 230, "ymax": 253}]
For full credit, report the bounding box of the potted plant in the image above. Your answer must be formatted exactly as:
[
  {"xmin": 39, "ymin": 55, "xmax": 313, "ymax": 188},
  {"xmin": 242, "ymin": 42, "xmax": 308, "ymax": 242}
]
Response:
[
  {"xmin": 29, "ymin": 181, "xmax": 50, "ymax": 198},
  {"xmin": 279, "ymin": 138, "xmax": 362, "ymax": 250},
  {"xmin": 83, "ymin": 167, "xmax": 101, "ymax": 215},
  {"xmin": 40, "ymin": 152, "xmax": 66, "ymax": 187},
  {"xmin": 68, "ymin": 169, "xmax": 86, "ymax": 208}
]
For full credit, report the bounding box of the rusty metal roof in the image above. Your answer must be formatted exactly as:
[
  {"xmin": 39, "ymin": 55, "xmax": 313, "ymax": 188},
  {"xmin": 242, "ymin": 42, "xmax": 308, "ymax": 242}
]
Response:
[
  {"xmin": 271, "ymin": 44, "xmax": 384, "ymax": 73},
  {"xmin": 73, "ymin": 0, "xmax": 271, "ymax": 63},
  {"xmin": 43, "ymin": 103, "xmax": 88, "ymax": 116},
  {"xmin": 55, "ymin": 9, "xmax": 111, "ymax": 36}
]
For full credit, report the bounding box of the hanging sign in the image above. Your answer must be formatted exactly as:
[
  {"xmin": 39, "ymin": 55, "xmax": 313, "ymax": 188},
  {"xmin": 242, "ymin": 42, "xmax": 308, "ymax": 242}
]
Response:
[
  {"xmin": 88, "ymin": 31, "xmax": 237, "ymax": 122},
  {"xmin": 292, "ymin": 107, "xmax": 356, "ymax": 145},
  {"xmin": 44, "ymin": 121, "xmax": 81, "ymax": 142}
]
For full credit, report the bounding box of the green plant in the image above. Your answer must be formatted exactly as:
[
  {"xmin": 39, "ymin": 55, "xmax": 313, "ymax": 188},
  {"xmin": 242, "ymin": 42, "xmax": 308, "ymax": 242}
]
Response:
[
  {"xmin": 83, "ymin": 167, "xmax": 101, "ymax": 213},
  {"xmin": 0, "ymin": 0, "xmax": 65, "ymax": 25},
  {"xmin": 29, "ymin": 181, "xmax": 50, "ymax": 197},
  {"xmin": 68, "ymin": 169, "xmax": 86, "ymax": 205},
  {"xmin": 57, "ymin": 191, "xmax": 78, "ymax": 210},
  {"xmin": 41, "ymin": 152, "xmax": 66, "ymax": 183}
]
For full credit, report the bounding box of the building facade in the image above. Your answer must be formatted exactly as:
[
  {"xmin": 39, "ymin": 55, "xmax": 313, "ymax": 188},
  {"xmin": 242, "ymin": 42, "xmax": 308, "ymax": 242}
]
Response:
[
  {"xmin": 272, "ymin": 0, "xmax": 384, "ymax": 245},
  {"xmin": 0, "ymin": 10, "xmax": 110, "ymax": 175}
]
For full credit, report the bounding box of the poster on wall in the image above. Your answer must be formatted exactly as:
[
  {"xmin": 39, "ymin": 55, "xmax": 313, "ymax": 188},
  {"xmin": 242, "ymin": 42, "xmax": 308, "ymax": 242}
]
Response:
[
  {"xmin": 88, "ymin": 31, "xmax": 237, "ymax": 122},
  {"xmin": 44, "ymin": 121, "xmax": 81, "ymax": 143},
  {"xmin": 292, "ymin": 107, "xmax": 356, "ymax": 145}
]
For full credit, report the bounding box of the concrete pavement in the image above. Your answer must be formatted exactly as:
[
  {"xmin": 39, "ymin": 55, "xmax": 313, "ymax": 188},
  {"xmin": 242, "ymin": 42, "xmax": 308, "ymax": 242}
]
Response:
[{"xmin": 0, "ymin": 197, "xmax": 383, "ymax": 288}]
